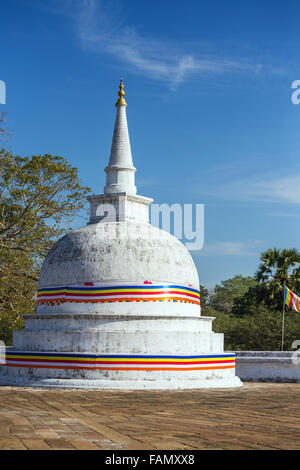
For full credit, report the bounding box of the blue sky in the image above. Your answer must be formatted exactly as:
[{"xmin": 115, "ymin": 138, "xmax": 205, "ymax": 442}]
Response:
[{"xmin": 1, "ymin": 0, "xmax": 300, "ymax": 287}]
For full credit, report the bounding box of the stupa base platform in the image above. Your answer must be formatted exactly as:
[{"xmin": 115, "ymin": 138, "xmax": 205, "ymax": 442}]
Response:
[
  {"xmin": 0, "ymin": 349, "xmax": 242, "ymax": 389},
  {"xmin": 0, "ymin": 313, "xmax": 242, "ymax": 389},
  {"xmin": 0, "ymin": 375, "xmax": 242, "ymax": 389}
]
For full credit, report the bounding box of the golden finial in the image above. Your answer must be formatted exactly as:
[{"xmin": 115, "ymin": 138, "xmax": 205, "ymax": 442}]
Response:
[{"xmin": 115, "ymin": 78, "xmax": 127, "ymax": 107}]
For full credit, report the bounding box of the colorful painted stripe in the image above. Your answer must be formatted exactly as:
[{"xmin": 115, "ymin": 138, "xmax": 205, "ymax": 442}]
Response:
[
  {"xmin": 37, "ymin": 282, "xmax": 201, "ymax": 307},
  {"xmin": 284, "ymin": 285, "xmax": 300, "ymax": 313},
  {"xmin": 4, "ymin": 352, "xmax": 235, "ymax": 371}
]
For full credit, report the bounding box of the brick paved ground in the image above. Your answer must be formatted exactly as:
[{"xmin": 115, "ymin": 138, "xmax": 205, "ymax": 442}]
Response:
[{"xmin": 0, "ymin": 383, "xmax": 299, "ymax": 450}]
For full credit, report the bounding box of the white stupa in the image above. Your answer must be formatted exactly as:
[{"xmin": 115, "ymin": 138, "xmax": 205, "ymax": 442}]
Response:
[{"xmin": 0, "ymin": 80, "xmax": 242, "ymax": 389}]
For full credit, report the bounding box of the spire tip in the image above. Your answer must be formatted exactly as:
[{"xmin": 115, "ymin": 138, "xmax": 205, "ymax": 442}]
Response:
[{"xmin": 115, "ymin": 78, "xmax": 127, "ymax": 107}]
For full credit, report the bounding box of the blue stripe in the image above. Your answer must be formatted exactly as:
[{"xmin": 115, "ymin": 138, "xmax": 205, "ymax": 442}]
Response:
[{"xmin": 284, "ymin": 285, "xmax": 287, "ymax": 302}]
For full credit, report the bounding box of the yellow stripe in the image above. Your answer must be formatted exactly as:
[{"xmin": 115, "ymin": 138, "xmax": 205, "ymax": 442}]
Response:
[{"xmin": 285, "ymin": 288, "xmax": 291, "ymax": 306}]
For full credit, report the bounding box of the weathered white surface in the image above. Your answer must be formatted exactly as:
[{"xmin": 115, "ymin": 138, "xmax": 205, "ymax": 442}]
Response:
[
  {"xmin": 236, "ymin": 351, "xmax": 300, "ymax": 383},
  {"xmin": 12, "ymin": 329, "xmax": 223, "ymax": 353},
  {"xmin": 0, "ymin": 312, "xmax": 242, "ymax": 388},
  {"xmin": 23, "ymin": 314, "xmax": 214, "ymax": 331},
  {"xmin": 38, "ymin": 220, "xmax": 199, "ymax": 294},
  {"xmin": 87, "ymin": 193, "xmax": 153, "ymax": 224},
  {"xmin": 0, "ymin": 375, "xmax": 242, "ymax": 390},
  {"xmin": 37, "ymin": 300, "xmax": 200, "ymax": 316},
  {"xmin": 13, "ymin": 314, "xmax": 219, "ymax": 352},
  {"xmin": 104, "ymin": 105, "xmax": 137, "ymax": 196}
]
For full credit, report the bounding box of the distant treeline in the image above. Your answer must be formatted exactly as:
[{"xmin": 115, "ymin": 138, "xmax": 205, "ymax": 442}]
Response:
[{"xmin": 201, "ymin": 248, "xmax": 300, "ymax": 350}]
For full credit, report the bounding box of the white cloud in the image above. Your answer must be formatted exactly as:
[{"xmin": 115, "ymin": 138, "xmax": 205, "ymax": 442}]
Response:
[
  {"xmin": 195, "ymin": 161, "xmax": 300, "ymax": 205},
  {"xmin": 216, "ymin": 174, "xmax": 300, "ymax": 204},
  {"xmin": 267, "ymin": 211, "xmax": 300, "ymax": 218},
  {"xmin": 44, "ymin": 0, "xmax": 261, "ymax": 89},
  {"xmin": 262, "ymin": 176, "xmax": 300, "ymax": 204},
  {"xmin": 195, "ymin": 240, "xmax": 261, "ymax": 257}
]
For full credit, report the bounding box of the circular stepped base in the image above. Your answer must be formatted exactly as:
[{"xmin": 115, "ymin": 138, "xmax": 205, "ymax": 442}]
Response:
[{"xmin": 0, "ymin": 375, "xmax": 242, "ymax": 390}]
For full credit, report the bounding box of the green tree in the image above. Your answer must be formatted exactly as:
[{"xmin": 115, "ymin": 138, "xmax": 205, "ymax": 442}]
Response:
[
  {"xmin": 209, "ymin": 275, "xmax": 258, "ymax": 314},
  {"xmin": 209, "ymin": 249, "xmax": 300, "ymax": 350},
  {"xmin": 255, "ymin": 248, "xmax": 300, "ymax": 310},
  {"xmin": 214, "ymin": 304, "xmax": 300, "ymax": 351},
  {"xmin": 199, "ymin": 284, "xmax": 209, "ymax": 313},
  {"xmin": 0, "ymin": 150, "xmax": 90, "ymax": 343},
  {"xmin": 231, "ymin": 283, "xmax": 265, "ymax": 316}
]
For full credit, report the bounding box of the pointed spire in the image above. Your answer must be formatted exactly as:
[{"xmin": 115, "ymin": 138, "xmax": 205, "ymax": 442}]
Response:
[
  {"xmin": 104, "ymin": 79, "xmax": 137, "ymax": 196},
  {"xmin": 115, "ymin": 78, "xmax": 127, "ymax": 107}
]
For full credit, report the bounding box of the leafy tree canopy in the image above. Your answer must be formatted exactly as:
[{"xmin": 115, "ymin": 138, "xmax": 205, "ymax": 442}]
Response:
[
  {"xmin": 199, "ymin": 284, "xmax": 209, "ymax": 308},
  {"xmin": 255, "ymin": 247, "xmax": 300, "ymax": 310},
  {"xmin": 209, "ymin": 274, "xmax": 258, "ymax": 314},
  {"xmin": 0, "ymin": 150, "xmax": 90, "ymax": 343},
  {"xmin": 213, "ymin": 304, "xmax": 300, "ymax": 351}
]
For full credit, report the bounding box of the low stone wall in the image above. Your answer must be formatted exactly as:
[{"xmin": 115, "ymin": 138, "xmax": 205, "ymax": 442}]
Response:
[{"xmin": 235, "ymin": 351, "xmax": 300, "ymax": 383}]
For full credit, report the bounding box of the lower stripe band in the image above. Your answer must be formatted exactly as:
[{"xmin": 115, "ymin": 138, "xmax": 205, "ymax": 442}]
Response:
[{"xmin": 4, "ymin": 352, "xmax": 235, "ymax": 371}]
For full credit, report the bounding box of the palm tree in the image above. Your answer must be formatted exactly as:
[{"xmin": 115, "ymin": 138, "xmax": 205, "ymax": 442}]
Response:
[{"xmin": 255, "ymin": 248, "xmax": 300, "ymax": 305}]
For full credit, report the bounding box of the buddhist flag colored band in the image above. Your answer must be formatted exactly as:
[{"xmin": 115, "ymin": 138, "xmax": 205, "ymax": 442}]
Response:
[
  {"xmin": 36, "ymin": 281, "xmax": 201, "ymax": 307},
  {"xmin": 4, "ymin": 352, "xmax": 235, "ymax": 371},
  {"xmin": 284, "ymin": 285, "xmax": 300, "ymax": 313}
]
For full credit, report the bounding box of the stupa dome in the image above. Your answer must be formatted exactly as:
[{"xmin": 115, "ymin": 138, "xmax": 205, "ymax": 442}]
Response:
[
  {"xmin": 37, "ymin": 219, "xmax": 200, "ymax": 316},
  {"xmin": 38, "ymin": 221, "xmax": 199, "ymax": 290}
]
